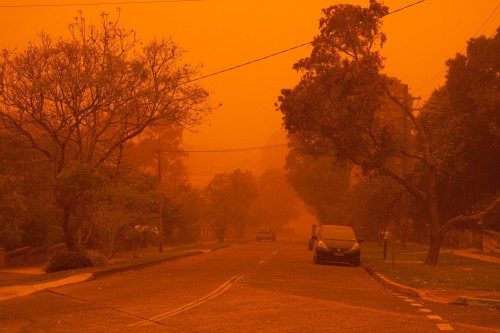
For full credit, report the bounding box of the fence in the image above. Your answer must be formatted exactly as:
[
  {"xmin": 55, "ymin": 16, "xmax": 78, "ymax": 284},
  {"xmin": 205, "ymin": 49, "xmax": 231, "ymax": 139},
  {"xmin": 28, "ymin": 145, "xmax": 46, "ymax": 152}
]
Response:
[
  {"xmin": 442, "ymin": 229, "xmax": 500, "ymax": 253},
  {"xmin": 0, "ymin": 243, "xmax": 66, "ymax": 269},
  {"xmin": 483, "ymin": 230, "xmax": 500, "ymax": 253}
]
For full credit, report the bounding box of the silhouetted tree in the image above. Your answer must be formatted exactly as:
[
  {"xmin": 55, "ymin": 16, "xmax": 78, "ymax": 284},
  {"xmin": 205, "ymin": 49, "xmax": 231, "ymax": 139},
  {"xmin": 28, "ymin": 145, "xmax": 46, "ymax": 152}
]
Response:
[
  {"xmin": 246, "ymin": 168, "xmax": 299, "ymax": 233},
  {"xmin": 284, "ymin": 143, "xmax": 350, "ymax": 225},
  {"xmin": 0, "ymin": 13, "xmax": 211, "ymax": 250},
  {"xmin": 418, "ymin": 27, "xmax": 500, "ymax": 232},
  {"xmin": 276, "ymin": 1, "xmax": 499, "ymax": 265},
  {"xmin": 203, "ymin": 169, "xmax": 258, "ymax": 242}
]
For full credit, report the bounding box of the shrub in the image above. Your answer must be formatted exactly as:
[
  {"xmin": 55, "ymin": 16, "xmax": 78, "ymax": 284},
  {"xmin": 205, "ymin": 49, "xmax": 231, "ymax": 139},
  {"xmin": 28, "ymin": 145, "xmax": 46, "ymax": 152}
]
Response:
[
  {"xmin": 45, "ymin": 251, "xmax": 93, "ymax": 273},
  {"xmin": 85, "ymin": 249, "xmax": 108, "ymax": 267}
]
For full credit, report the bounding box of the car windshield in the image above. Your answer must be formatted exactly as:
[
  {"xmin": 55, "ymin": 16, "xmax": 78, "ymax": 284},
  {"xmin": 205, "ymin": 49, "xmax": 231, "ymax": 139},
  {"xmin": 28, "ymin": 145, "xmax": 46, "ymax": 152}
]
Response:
[{"xmin": 321, "ymin": 228, "xmax": 355, "ymax": 240}]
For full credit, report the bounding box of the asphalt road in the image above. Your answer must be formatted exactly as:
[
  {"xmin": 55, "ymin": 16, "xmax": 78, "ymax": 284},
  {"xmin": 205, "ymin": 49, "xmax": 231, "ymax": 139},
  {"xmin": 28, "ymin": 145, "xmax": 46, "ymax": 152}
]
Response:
[{"xmin": 0, "ymin": 239, "xmax": 499, "ymax": 332}]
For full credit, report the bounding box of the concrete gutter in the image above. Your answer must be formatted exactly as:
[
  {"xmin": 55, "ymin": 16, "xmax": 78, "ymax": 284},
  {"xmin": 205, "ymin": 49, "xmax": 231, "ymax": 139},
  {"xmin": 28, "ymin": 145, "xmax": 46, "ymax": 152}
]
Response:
[
  {"xmin": 362, "ymin": 264, "xmax": 424, "ymax": 299},
  {"xmin": 362, "ymin": 264, "xmax": 500, "ymax": 310},
  {"xmin": 0, "ymin": 240, "xmax": 252, "ymax": 301},
  {"xmin": 453, "ymin": 297, "xmax": 500, "ymax": 310},
  {"xmin": 91, "ymin": 250, "xmax": 205, "ymax": 279},
  {"xmin": 0, "ymin": 273, "xmax": 93, "ymax": 301},
  {"xmin": 0, "ymin": 249, "xmax": 207, "ymax": 301}
]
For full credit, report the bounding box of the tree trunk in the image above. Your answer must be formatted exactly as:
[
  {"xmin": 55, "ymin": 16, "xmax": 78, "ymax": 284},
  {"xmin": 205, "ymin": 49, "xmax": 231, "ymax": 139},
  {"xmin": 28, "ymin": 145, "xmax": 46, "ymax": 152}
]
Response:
[
  {"xmin": 425, "ymin": 174, "xmax": 442, "ymax": 266},
  {"xmin": 400, "ymin": 221, "xmax": 407, "ymax": 250},
  {"xmin": 425, "ymin": 232, "xmax": 442, "ymax": 266},
  {"xmin": 400, "ymin": 190, "xmax": 409, "ymax": 250},
  {"xmin": 132, "ymin": 225, "xmax": 138, "ymax": 259},
  {"xmin": 219, "ymin": 222, "xmax": 226, "ymax": 242},
  {"xmin": 62, "ymin": 205, "xmax": 78, "ymax": 251}
]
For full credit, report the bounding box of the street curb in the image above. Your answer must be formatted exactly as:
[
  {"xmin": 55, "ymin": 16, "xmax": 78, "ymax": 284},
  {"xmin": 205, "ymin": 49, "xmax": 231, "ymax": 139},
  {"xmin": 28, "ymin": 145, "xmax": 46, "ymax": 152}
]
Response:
[
  {"xmin": 0, "ymin": 241, "xmax": 252, "ymax": 301},
  {"xmin": 362, "ymin": 264, "xmax": 500, "ymax": 310},
  {"xmin": 0, "ymin": 249, "xmax": 209, "ymax": 301},
  {"xmin": 0, "ymin": 273, "xmax": 93, "ymax": 301},
  {"xmin": 452, "ymin": 297, "xmax": 500, "ymax": 310},
  {"xmin": 361, "ymin": 264, "xmax": 424, "ymax": 299},
  {"xmin": 91, "ymin": 250, "xmax": 205, "ymax": 279}
]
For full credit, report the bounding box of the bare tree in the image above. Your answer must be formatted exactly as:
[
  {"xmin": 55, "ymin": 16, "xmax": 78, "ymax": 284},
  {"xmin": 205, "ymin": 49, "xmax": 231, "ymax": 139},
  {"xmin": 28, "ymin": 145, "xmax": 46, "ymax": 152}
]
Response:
[{"xmin": 0, "ymin": 12, "xmax": 211, "ymax": 250}]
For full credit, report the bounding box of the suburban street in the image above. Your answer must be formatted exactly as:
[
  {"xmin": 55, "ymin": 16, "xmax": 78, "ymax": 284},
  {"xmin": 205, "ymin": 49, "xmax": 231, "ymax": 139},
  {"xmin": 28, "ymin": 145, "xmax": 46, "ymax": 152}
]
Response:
[{"xmin": 0, "ymin": 239, "xmax": 499, "ymax": 332}]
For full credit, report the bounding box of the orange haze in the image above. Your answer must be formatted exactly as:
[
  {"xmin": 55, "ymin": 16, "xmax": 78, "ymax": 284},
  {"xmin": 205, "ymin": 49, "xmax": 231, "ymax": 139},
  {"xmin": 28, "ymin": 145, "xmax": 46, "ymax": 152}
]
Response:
[{"xmin": 1, "ymin": 0, "xmax": 498, "ymax": 185}]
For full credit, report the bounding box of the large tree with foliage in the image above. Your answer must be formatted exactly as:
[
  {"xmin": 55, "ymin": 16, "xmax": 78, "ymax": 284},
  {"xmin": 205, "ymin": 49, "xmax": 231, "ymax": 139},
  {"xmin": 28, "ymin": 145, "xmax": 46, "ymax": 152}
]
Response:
[
  {"xmin": 85, "ymin": 172, "xmax": 157, "ymax": 258},
  {"xmin": 202, "ymin": 169, "xmax": 258, "ymax": 242},
  {"xmin": 0, "ymin": 132, "xmax": 60, "ymax": 249},
  {"xmin": 285, "ymin": 140, "xmax": 405, "ymax": 242},
  {"xmin": 418, "ymin": 27, "xmax": 500, "ymax": 232},
  {"xmin": 276, "ymin": 1, "xmax": 499, "ymax": 265},
  {"xmin": 121, "ymin": 124, "xmax": 191, "ymax": 244},
  {"xmin": 0, "ymin": 13, "xmax": 211, "ymax": 250},
  {"xmin": 341, "ymin": 177, "xmax": 405, "ymax": 242},
  {"xmin": 0, "ymin": 175, "xmax": 26, "ymax": 250},
  {"xmin": 285, "ymin": 145, "xmax": 350, "ymax": 224},
  {"xmin": 246, "ymin": 168, "xmax": 299, "ymax": 233}
]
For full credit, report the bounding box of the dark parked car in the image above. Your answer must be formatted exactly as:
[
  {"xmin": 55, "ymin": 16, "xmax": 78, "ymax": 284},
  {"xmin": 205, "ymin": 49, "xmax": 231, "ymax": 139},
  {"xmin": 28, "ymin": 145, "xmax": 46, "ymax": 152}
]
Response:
[
  {"xmin": 311, "ymin": 225, "xmax": 363, "ymax": 266},
  {"xmin": 256, "ymin": 226, "xmax": 276, "ymax": 241}
]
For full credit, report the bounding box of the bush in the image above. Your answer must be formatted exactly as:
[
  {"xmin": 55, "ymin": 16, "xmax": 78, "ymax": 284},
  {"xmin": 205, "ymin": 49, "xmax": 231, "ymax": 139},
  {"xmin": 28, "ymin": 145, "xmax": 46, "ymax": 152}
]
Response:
[
  {"xmin": 45, "ymin": 251, "xmax": 93, "ymax": 273},
  {"xmin": 85, "ymin": 249, "xmax": 108, "ymax": 267}
]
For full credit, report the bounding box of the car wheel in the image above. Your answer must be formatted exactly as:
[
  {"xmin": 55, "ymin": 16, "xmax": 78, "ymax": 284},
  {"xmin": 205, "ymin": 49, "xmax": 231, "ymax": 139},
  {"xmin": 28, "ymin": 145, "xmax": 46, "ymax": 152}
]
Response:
[{"xmin": 352, "ymin": 259, "xmax": 360, "ymax": 267}]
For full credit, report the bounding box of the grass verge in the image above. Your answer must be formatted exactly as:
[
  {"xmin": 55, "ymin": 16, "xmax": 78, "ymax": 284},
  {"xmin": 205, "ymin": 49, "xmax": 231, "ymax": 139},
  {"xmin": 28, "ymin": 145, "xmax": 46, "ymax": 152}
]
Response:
[{"xmin": 362, "ymin": 242, "xmax": 500, "ymax": 291}]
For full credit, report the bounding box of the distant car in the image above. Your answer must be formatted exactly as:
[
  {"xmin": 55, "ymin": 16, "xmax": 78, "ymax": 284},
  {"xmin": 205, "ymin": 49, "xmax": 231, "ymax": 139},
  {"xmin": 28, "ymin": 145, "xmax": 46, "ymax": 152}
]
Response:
[
  {"xmin": 311, "ymin": 225, "xmax": 363, "ymax": 266},
  {"xmin": 256, "ymin": 226, "xmax": 276, "ymax": 242}
]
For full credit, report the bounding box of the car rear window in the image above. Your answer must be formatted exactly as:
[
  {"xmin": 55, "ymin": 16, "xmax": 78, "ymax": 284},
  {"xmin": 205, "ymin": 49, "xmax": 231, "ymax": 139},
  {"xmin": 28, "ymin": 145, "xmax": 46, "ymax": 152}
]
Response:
[{"xmin": 320, "ymin": 227, "xmax": 355, "ymax": 240}]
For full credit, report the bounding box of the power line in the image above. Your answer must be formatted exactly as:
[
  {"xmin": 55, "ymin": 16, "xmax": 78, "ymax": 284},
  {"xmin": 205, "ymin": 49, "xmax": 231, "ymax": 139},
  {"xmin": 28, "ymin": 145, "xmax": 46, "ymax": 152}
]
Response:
[
  {"xmin": 116, "ymin": 1, "xmax": 426, "ymax": 153},
  {"xmin": 0, "ymin": 0, "xmax": 425, "ymax": 155},
  {"xmin": 2, "ymin": 0, "xmax": 426, "ymax": 86},
  {"xmin": 2, "ymin": 0, "xmax": 426, "ymax": 85},
  {"xmin": 185, "ymin": 43, "xmax": 312, "ymax": 84},
  {"xmin": 387, "ymin": 0, "xmax": 425, "ymax": 15},
  {"xmin": 185, "ymin": 0, "xmax": 427, "ymax": 84},
  {"xmin": 413, "ymin": 21, "xmax": 499, "ymax": 95},
  {"xmin": 0, "ymin": 0, "xmax": 202, "ymax": 8},
  {"xmin": 162, "ymin": 143, "xmax": 288, "ymax": 153},
  {"xmin": 470, "ymin": 3, "xmax": 500, "ymax": 39},
  {"xmin": 413, "ymin": 2, "xmax": 499, "ymax": 93}
]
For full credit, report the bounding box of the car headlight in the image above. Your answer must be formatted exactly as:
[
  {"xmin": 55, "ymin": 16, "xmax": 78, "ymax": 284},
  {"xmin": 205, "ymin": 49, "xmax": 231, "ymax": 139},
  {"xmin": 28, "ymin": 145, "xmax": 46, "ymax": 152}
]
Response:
[
  {"xmin": 350, "ymin": 243, "xmax": 360, "ymax": 251},
  {"xmin": 317, "ymin": 241, "xmax": 328, "ymax": 249}
]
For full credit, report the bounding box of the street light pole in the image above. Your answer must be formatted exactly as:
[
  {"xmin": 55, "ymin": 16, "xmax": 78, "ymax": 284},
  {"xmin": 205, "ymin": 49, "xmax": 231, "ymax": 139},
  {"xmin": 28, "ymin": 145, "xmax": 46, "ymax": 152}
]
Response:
[{"xmin": 158, "ymin": 137, "xmax": 164, "ymax": 253}]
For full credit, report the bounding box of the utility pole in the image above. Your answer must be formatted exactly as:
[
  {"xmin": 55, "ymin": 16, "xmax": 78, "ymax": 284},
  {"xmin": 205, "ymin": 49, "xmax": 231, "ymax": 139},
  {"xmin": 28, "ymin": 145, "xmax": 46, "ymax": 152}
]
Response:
[
  {"xmin": 401, "ymin": 92, "xmax": 421, "ymax": 250},
  {"xmin": 401, "ymin": 91, "xmax": 409, "ymax": 250},
  {"xmin": 158, "ymin": 136, "xmax": 164, "ymax": 253}
]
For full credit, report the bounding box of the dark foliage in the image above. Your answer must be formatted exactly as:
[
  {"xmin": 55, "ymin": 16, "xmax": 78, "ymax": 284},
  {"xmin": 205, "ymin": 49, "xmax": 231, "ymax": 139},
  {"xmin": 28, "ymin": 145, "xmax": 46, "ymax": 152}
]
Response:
[{"xmin": 45, "ymin": 251, "xmax": 93, "ymax": 273}]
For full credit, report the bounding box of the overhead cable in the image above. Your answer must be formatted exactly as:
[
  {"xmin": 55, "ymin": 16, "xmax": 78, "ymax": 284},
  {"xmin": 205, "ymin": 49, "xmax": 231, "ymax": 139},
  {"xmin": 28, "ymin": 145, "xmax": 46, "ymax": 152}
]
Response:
[
  {"xmin": 185, "ymin": 0, "xmax": 427, "ymax": 84},
  {"xmin": 162, "ymin": 143, "xmax": 288, "ymax": 153},
  {"xmin": 0, "ymin": 0, "xmax": 202, "ymax": 8},
  {"xmin": 413, "ymin": 3, "xmax": 499, "ymax": 93}
]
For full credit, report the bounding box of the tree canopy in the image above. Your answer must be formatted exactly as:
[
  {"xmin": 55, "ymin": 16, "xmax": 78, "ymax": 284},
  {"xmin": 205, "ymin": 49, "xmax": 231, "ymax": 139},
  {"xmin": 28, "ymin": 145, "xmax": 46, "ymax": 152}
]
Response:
[
  {"xmin": 285, "ymin": 146, "xmax": 350, "ymax": 224},
  {"xmin": 419, "ymin": 28, "xmax": 500, "ymax": 226},
  {"xmin": 202, "ymin": 169, "xmax": 258, "ymax": 242},
  {"xmin": 0, "ymin": 13, "xmax": 211, "ymax": 250},
  {"xmin": 277, "ymin": 1, "xmax": 500, "ymax": 265},
  {"xmin": 246, "ymin": 168, "xmax": 299, "ymax": 233}
]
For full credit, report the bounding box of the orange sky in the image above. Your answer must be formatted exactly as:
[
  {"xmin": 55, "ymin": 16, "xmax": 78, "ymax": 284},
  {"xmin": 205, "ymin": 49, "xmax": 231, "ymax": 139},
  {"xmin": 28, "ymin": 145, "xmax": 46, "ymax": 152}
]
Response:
[{"xmin": 1, "ymin": 0, "xmax": 499, "ymax": 185}]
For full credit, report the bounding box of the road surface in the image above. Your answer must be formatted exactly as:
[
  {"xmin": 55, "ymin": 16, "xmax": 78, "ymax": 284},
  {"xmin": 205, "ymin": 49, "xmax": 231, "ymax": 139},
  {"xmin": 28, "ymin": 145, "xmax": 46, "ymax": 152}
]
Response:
[{"xmin": 0, "ymin": 239, "xmax": 498, "ymax": 332}]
